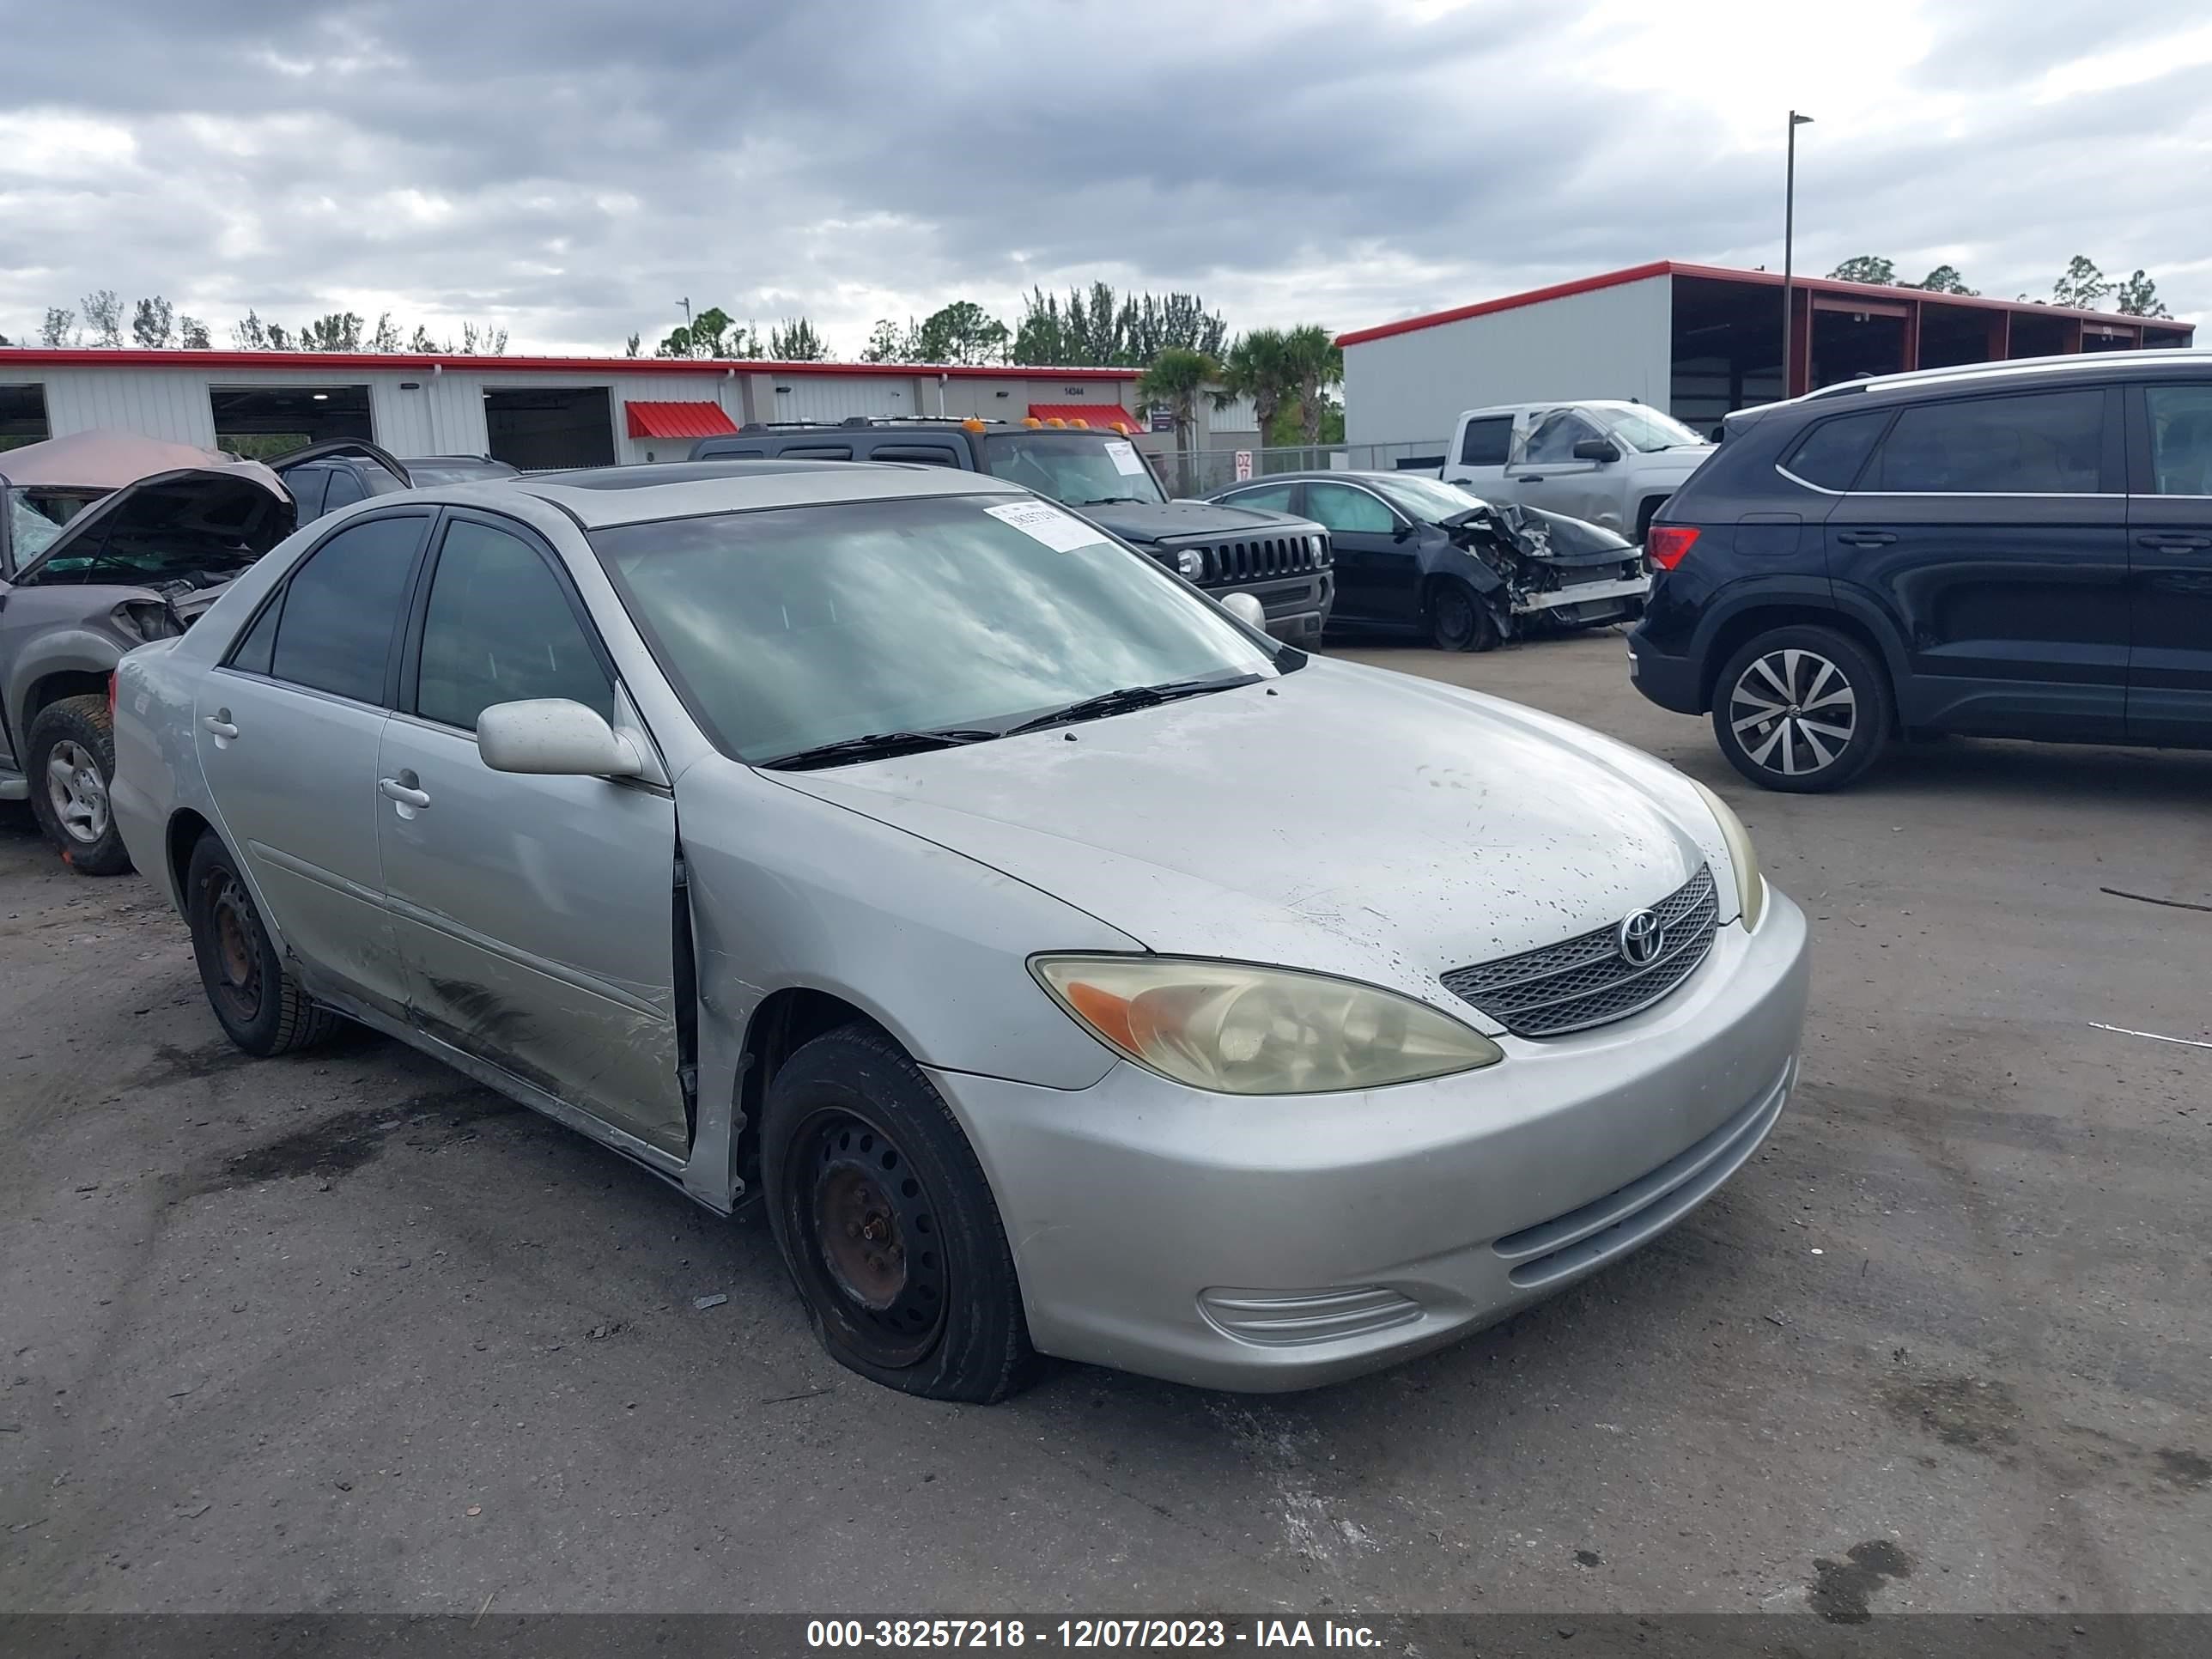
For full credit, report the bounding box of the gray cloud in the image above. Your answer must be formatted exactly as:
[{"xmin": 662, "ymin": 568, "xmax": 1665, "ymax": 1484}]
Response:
[{"xmin": 0, "ymin": 0, "xmax": 2203, "ymax": 355}]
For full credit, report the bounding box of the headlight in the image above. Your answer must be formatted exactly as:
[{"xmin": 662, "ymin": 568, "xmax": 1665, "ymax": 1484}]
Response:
[
  {"xmin": 1032, "ymin": 955, "xmax": 1503, "ymax": 1095},
  {"xmin": 1691, "ymin": 780, "xmax": 1765, "ymax": 931},
  {"xmin": 1175, "ymin": 548, "xmax": 1206, "ymax": 580}
]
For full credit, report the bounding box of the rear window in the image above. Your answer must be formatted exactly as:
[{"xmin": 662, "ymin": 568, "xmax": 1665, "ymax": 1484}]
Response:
[
  {"xmin": 1457, "ymin": 417, "xmax": 1511, "ymax": 467},
  {"xmin": 1781, "ymin": 411, "xmax": 1890, "ymax": 492},
  {"xmin": 1864, "ymin": 389, "xmax": 2107, "ymax": 495}
]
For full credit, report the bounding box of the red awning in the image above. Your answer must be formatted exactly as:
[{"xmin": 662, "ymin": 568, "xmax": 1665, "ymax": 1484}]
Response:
[
  {"xmin": 1026, "ymin": 403, "xmax": 1142, "ymax": 434},
  {"xmin": 624, "ymin": 400, "xmax": 738, "ymax": 440}
]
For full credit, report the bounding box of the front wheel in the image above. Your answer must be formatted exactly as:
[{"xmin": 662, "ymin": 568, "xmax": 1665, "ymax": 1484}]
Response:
[
  {"xmin": 763, "ymin": 1024, "xmax": 1031, "ymax": 1402},
  {"xmin": 1711, "ymin": 625, "xmax": 1892, "ymax": 793},
  {"xmin": 26, "ymin": 695, "xmax": 132, "ymax": 875},
  {"xmin": 1425, "ymin": 580, "xmax": 1498, "ymax": 653}
]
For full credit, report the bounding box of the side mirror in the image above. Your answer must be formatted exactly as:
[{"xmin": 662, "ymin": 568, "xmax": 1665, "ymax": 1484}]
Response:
[
  {"xmin": 1221, "ymin": 592, "xmax": 1267, "ymax": 629},
  {"xmin": 477, "ymin": 698, "xmax": 643, "ymax": 778},
  {"xmin": 1391, "ymin": 520, "xmax": 1414, "ymax": 541},
  {"xmin": 1571, "ymin": 438, "xmax": 1622, "ymax": 464}
]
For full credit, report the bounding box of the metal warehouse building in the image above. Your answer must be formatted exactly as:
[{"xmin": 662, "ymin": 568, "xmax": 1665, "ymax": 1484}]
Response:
[
  {"xmin": 0, "ymin": 349, "xmax": 1152, "ymax": 468},
  {"xmin": 1340, "ymin": 259, "xmax": 2197, "ymax": 447}
]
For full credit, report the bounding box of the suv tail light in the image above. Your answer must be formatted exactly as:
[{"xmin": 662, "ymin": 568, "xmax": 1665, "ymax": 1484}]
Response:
[{"xmin": 1646, "ymin": 526, "xmax": 1700, "ymax": 570}]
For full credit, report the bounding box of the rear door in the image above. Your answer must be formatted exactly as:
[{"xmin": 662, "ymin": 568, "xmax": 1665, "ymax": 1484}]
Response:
[
  {"xmin": 2126, "ymin": 381, "xmax": 2212, "ymax": 745},
  {"xmin": 1441, "ymin": 412, "xmax": 1515, "ymax": 492},
  {"xmin": 1302, "ymin": 481, "xmax": 1413, "ymax": 623},
  {"xmin": 377, "ymin": 510, "xmax": 689, "ymax": 1155},
  {"xmin": 196, "ymin": 509, "xmax": 433, "ymax": 1016},
  {"xmin": 1825, "ymin": 385, "xmax": 2129, "ymax": 741}
]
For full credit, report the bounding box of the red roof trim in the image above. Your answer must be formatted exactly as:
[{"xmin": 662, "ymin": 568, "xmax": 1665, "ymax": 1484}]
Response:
[
  {"xmin": 1336, "ymin": 259, "xmax": 2197, "ymax": 347},
  {"xmin": 0, "ymin": 347, "xmax": 1142, "ymax": 380},
  {"xmin": 624, "ymin": 399, "xmax": 739, "ymax": 440},
  {"xmin": 1026, "ymin": 403, "xmax": 1143, "ymax": 432}
]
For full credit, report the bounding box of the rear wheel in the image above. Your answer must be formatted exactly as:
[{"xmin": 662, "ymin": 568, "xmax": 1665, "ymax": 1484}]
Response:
[
  {"xmin": 1711, "ymin": 625, "xmax": 1892, "ymax": 793},
  {"xmin": 26, "ymin": 695, "xmax": 132, "ymax": 875},
  {"xmin": 1424, "ymin": 579, "xmax": 1498, "ymax": 653},
  {"xmin": 763, "ymin": 1024, "xmax": 1031, "ymax": 1402},
  {"xmin": 185, "ymin": 832, "xmax": 342, "ymax": 1055}
]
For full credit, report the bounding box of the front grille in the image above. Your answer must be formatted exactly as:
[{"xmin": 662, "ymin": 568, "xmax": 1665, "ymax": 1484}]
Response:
[
  {"xmin": 1442, "ymin": 866, "xmax": 1719, "ymax": 1038},
  {"xmin": 1179, "ymin": 533, "xmax": 1331, "ymax": 584}
]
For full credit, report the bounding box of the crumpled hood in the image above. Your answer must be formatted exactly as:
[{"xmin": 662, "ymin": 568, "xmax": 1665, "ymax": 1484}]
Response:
[
  {"xmin": 1084, "ymin": 497, "xmax": 1319, "ymax": 547},
  {"xmin": 768, "ymin": 658, "xmax": 1735, "ymax": 1018}
]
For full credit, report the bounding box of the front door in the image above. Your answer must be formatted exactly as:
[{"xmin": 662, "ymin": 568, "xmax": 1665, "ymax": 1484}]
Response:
[
  {"xmin": 1825, "ymin": 384, "xmax": 2129, "ymax": 742},
  {"xmin": 375, "ymin": 511, "xmax": 689, "ymax": 1155},
  {"xmin": 1506, "ymin": 410, "xmax": 1612, "ymax": 525},
  {"xmin": 1303, "ymin": 481, "xmax": 1412, "ymax": 623},
  {"xmin": 2126, "ymin": 382, "xmax": 2212, "ymax": 746},
  {"xmin": 195, "ymin": 510, "xmax": 432, "ymax": 1017}
]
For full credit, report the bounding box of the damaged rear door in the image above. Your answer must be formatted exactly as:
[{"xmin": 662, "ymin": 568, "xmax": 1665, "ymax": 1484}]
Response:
[{"xmin": 376, "ymin": 509, "xmax": 690, "ymax": 1155}]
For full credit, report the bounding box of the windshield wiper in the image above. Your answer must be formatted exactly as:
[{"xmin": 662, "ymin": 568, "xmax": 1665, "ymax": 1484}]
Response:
[
  {"xmin": 1006, "ymin": 674, "xmax": 1261, "ymax": 737},
  {"xmin": 757, "ymin": 728, "xmax": 1000, "ymax": 771},
  {"xmin": 1073, "ymin": 495, "xmax": 1149, "ymax": 506}
]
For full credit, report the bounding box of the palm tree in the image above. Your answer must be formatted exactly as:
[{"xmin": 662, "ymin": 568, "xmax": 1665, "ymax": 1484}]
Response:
[
  {"xmin": 1139, "ymin": 345, "xmax": 1220, "ymax": 490},
  {"xmin": 1217, "ymin": 328, "xmax": 1293, "ymax": 445},
  {"xmin": 1280, "ymin": 325, "xmax": 1344, "ymax": 447}
]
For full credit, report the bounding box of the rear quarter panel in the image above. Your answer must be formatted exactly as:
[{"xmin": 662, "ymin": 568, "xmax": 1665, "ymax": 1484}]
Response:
[{"xmin": 112, "ymin": 639, "xmax": 204, "ymax": 912}]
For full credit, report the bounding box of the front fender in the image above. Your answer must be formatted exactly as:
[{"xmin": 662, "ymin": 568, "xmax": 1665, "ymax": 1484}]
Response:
[{"xmin": 6, "ymin": 625, "xmax": 128, "ymax": 747}]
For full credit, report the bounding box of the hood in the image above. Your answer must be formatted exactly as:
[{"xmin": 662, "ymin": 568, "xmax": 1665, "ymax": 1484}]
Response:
[
  {"xmin": 0, "ymin": 429, "xmax": 261, "ymax": 491},
  {"xmin": 767, "ymin": 657, "xmax": 1734, "ymax": 1018},
  {"xmin": 1447, "ymin": 503, "xmax": 1638, "ymax": 568},
  {"xmin": 1082, "ymin": 497, "xmax": 1318, "ymax": 546},
  {"xmin": 1635, "ymin": 447, "xmax": 1714, "ymax": 481},
  {"xmin": 12, "ymin": 465, "xmax": 296, "ymax": 589}
]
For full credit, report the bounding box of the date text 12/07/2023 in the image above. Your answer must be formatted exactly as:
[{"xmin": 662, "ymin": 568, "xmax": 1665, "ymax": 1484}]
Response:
[{"xmin": 805, "ymin": 1620, "xmax": 1382, "ymax": 1650}]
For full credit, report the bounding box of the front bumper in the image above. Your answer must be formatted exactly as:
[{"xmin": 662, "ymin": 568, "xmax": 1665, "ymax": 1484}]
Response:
[
  {"xmin": 931, "ymin": 889, "xmax": 1808, "ymax": 1391},
  {"xmin": 1206, "ymin": 573, "xmax": 1332, "ymax": 643}
]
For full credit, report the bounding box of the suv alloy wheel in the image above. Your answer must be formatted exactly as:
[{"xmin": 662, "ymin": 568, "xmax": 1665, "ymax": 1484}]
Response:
[{"xmin": 1711, "ymin": 625, "xmax": 1892, "ymax": 793}]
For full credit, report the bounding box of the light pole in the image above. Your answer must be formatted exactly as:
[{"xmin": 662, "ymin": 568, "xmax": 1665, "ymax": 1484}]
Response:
[{"xmin": 1783, "ymin": 110, "xmax": 1813, "ymax": 397}]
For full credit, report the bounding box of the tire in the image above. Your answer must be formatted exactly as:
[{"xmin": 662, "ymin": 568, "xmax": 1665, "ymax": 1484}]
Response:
[
  {"xmin": 762, "ymin": 1023, "xmax": 1031, "ymax": 1403},
  {"xmin": 25, "ymin": 695, "xmax": 133, "ymax": 876},
  {"xmin": 1424, "ymin": 579, "xmax": 1498, "ymax": 653},
  {"xmin": 185, "ymin": 832, "xmax": 343, "ymax": 1056},
  {"xmin": 1711, "ymin": 624, "xmax": 1892, "ymax": 793}
]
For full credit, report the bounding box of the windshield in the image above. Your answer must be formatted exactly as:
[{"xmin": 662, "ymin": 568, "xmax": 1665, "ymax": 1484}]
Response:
[
  {"xmin": 1594, "ymin": 406, "xmax": 1709, "ymax": 453},
  {"xmin": 1368, "ymin": 474, "xmax": 1488, "ymax": 523},
  {"xmin": 591, "ymin": 494, "xmax": 1279, "ymax": 764},
  {"xmin": 6, "ymin": 486, "xmax": 109, "ymax": 567},
  {"xmin": 979, "ymin": 432, "xmax": 1166, "ymax": 507}
]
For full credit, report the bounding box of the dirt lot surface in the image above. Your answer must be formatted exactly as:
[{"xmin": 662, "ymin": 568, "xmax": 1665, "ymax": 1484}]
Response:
[{"xmin": 3, "ymin": 630, "xmax": 2207, "ymax": 1615}]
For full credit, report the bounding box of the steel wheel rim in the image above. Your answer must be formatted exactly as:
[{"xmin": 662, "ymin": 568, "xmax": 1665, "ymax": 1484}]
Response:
[
  {"xmin": 1433, "ymin": 586, "xmax": 1475, "ymax": 647},
  {"xmin": 1730, "ymin": 648, "xmax": 1857, "ymax": 778},
  {"xmin": 792, "ymin": 1110, "xmax": 946, "ymax": 1366},
  {"xmin": 204, "ymin": 870, "xmax": 264, "ymax": 1023},
  {"xmin": 44, "ymin": 739, "xmax": 109, "ymax": 843}
]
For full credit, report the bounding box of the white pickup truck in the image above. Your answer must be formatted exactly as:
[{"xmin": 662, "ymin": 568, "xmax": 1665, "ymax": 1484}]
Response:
[{"xmin": 1439, "ymin": 400, "xmax": 1715, "ymax": 541}]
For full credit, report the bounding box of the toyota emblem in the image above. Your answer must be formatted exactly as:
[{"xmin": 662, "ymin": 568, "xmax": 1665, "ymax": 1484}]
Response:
[{"xmin": 1617, "ymin": 908, "xmax": 1665, "ymax": 966}]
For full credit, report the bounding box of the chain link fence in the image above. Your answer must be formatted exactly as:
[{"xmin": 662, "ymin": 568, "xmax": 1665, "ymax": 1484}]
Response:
[{"xmin": 1158, "ymin": 441, "xmax": 1449, "ymax": 497}]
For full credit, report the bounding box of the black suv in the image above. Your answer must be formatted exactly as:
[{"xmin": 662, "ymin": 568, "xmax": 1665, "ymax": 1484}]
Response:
[
  {"xmin": 1630, "ymin": 350, "xmax": 2212, "ymax": 791},
  {"xmin": 692, "ymin": 418, "xmax": 1334, "ymax": 641}
]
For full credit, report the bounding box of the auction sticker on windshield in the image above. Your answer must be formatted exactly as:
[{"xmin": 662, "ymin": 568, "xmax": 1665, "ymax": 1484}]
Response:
[
  {"xmin": 985, "ymin": 500, "xmax": 1113, "ymax": 552},
  {"xmin": 1103, "ymin": 439, "xmax": 1146, "ymax": 476}
]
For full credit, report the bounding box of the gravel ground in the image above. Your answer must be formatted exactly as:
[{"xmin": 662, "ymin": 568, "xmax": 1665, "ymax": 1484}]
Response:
[{"xmin": 2, "ymin": 629, "xmax": 2207, "ymax": 1616}]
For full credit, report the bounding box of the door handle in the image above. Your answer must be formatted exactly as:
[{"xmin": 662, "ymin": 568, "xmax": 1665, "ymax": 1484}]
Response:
[
  {"xmin": 378, "ymin": 777, "xmax": 431, "ymax": 809},
  {"xmin": 1510, "ymin": 475, "xmax": 1543, "ymax": 483},
  {"xmin": 1836, "ymin": 530, "xmax": 1898, "ymax": 547},
  {"xmin": 2136, "ymin": 532, "xmax": 2212, "ymax": 550},
  {"xmin": 201, "ymin": 714, "xmax": 239, "ymax": 739}
]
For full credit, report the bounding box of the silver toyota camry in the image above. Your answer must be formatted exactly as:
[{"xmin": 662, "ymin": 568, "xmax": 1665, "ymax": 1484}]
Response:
[{"xmin": 112, "ymin": 460, "xmax": 1808, "ymax": 1401}]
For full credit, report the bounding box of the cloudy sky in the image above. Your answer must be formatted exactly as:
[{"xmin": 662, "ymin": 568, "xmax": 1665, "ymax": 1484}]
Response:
[{"xmin": 3, "ymin": 0, "xmax": 2207, "ymax": 357}]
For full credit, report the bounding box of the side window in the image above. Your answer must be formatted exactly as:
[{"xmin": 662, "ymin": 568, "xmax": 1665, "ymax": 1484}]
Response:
[
  {"xmin": 266, "ymin": 515, "xmax": 424, "ymax": 703},
  {"xmin": 1868, "ymin": 389, "xmax": 2106, "ymax": 494},
  {"xmin": 1524, "ymin": 413, "xmax": 1599, "ymax": 465},
  {"xmin": 1223, "ymin": 483, "xmax": 1298, "ymax": 513},
  {"xmin": 322, "ymin": 465, "xmax": 368, "ymax": 512},
  {"xmin": 776, "ymin": 443, "xmax": 854, "ymax": 460},
  {"xmin": 1781, "ymin": 410, "xmax": 1891, "ymax": 492},
  {"xmin": 285, "ymin": 465, "xmax": 331, "ymax": 522},
  {"xmin": 228, "ymin": 592, "xmax": 283, "ymax": 677},
  {"xmin": 415, "ymin": 519, "xmax": 612, "ymax": 732},
  {"xmin": 1457, "ymin": 417, "xmax": 1512, "ymax": 467},
  {"xmin": 871, "ymin": 445, "xmax": 962, "ymax": 467},
  {"xmin": 2145, "ymin": 386, "xmax": 2212, "ymax": 495},
  {"xmin": 1304, "ymin": 483, "xmax": 1397, "ymax": 535}
]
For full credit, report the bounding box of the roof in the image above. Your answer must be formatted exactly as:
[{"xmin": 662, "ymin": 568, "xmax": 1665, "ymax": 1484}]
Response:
[
  {"xmin": 507, "ymin": 457, "xmax": 1025, "ymax": 530},
  {"xmin": 0, "ymin": 428, "xmax": 282, "ymax": 493},
  {"xmin": 1026, "ymin": 402, "xmax": 1143, "ymax": 432},
  {"xmin": 1799, "ymin": 345, "xmax": 2212, "ymax": 403},
  {"xmin": 1336, "ymin": 259, "xmax": 2198, "ymax": 347},
  {"xmin": 0, "ymin": 347, "xmax": 1143, "ymax": 380},
  {"xmin": 624, "ymin": 399, "xmax": 739, "ymax": 440}
]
